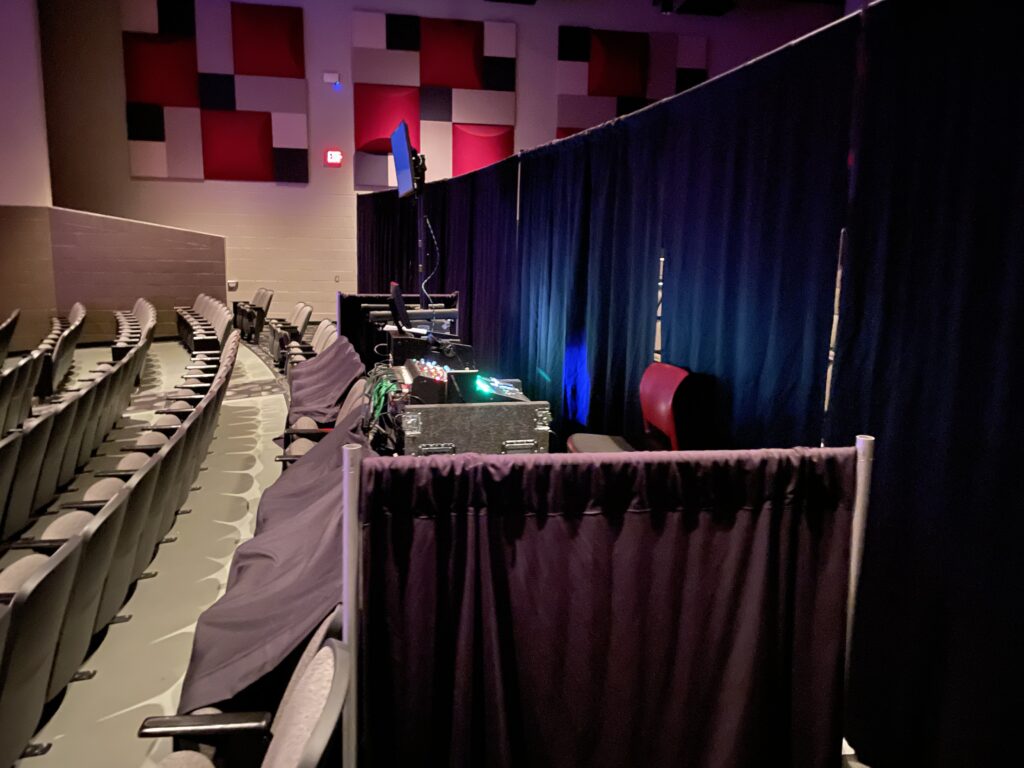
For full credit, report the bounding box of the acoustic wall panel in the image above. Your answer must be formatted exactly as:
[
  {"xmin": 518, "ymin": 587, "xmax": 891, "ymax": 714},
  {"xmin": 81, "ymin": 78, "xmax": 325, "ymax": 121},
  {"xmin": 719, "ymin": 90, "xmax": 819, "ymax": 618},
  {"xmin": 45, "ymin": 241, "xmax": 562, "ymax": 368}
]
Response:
[
  {"xmin": 556, "ymin": 25, "xmax": 708, "ymax": 136},
  {"xmin": 121, "ymin": 1, "xmax": 309, "ymax": 182},
  {"xmin": 352, "ymin": 12, "xmax": 517, "ymax": 187}
]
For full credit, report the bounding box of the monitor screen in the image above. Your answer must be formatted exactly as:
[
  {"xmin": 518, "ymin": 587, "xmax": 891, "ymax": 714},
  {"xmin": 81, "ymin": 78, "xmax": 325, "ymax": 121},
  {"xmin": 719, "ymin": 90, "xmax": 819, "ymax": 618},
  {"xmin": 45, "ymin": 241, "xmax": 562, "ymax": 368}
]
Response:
[{"xmin": 390, "ymin": 121, "xmax": 416, "ymax": 198}]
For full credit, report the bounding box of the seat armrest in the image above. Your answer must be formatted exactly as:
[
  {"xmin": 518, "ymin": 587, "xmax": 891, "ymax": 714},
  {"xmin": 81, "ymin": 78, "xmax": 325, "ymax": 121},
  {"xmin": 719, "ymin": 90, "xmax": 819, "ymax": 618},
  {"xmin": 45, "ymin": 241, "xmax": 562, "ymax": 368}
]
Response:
[
  {"xmin": 156, "ymin": 408, "xmax": 193, "ymax": 415},
  {"xmin": 3, "ymin": 537, "xmax": 68, "ymax": 553},
  {"xmin": 284, "ymin": 428, "xmax": 332, "ymax": 436},
  {"xmin": 58, "ymin": 500, "xmax": 108, "ymax": 510},
  {"xmin": 94, "ymin": 469, "xmax": 138, "ymax": 479},
  {"xmin": 138, "ymin": 712, "xmax": 273, "ymax": 741},
  {"xmin": 275, "ymin": 455, "xmax": 302, "ymax": 463}
]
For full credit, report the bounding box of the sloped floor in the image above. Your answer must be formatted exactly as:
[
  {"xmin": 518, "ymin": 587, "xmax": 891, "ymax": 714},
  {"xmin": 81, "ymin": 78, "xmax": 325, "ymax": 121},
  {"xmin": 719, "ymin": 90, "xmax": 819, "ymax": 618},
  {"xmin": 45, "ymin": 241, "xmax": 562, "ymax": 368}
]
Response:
[{"xmin": 16, "ymin": 341, "xmax": 286, "ymax": 768}]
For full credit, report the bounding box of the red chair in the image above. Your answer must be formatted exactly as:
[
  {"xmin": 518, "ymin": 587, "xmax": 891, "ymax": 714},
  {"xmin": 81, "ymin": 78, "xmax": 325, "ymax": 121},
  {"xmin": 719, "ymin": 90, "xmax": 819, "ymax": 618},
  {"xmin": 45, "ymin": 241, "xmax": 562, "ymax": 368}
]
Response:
[{"xmin": 567, "ymin": 362, "xmax": 690, "ymax": 453}]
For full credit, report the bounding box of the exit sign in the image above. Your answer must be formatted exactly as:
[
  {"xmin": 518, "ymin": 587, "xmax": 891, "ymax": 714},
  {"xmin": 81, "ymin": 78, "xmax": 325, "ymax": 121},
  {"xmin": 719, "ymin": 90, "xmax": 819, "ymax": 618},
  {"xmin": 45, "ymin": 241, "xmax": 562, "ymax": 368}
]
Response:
[{"xmin": 323, "ymin": 148, "xmax": 344, "ymax": 167}]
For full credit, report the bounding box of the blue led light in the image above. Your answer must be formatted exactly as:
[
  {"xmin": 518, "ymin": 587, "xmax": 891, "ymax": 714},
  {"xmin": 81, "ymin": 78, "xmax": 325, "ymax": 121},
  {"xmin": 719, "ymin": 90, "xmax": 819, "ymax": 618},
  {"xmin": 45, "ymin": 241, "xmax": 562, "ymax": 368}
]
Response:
[{"xmin": 332, "ymin": 81, "xmax": 343, "ymax": 92}]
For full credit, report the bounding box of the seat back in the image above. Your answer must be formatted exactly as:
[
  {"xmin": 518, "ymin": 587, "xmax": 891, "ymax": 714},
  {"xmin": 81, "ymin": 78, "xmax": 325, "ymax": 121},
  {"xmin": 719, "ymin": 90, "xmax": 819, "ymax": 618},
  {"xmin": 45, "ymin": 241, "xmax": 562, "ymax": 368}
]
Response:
[
  {"xmin": 94, "ymin": 488, "xmax": 144, "ymax": 631},
  {"xmin": 259, "ymin": 289, "xmax": 274, "ymax": 313},
  {"xmin": 32, "ymin": 399, "xmax": 80, "ymax": 511},
  {"xmin": 2, "ymin": 413, "xmax": 55, "ymax": 540},
  {"xmin": 334, "ymin": 378, "xmax": 369, "ymax": 427},
  {"xmin": 294, "ymin": 304, "xmax": 313, "ymax": 335},
  {"xmin": 43, "ymin": 501, "xmax": 126, "ymax": 699},
  {"xmin": 0, "ymin": 432, "xmax": 23, "ymax": 530},
  {"xmin": 261, "ymin": 640, "xmax": 350, "ymax": 768},
  {"xmin": 638, "ymin": 362, "xmax": 690, "ymax": 451},
  {"xmin": 0, "ymin": 365, "xmax": 17, "ymax": 431},
  {"xmin": 0, "ymin": 539, "xmax": 81, "ymax": 768},
  {"xmin": 0, "ymin": 309, "xmax": 18, "ymax": 360}
]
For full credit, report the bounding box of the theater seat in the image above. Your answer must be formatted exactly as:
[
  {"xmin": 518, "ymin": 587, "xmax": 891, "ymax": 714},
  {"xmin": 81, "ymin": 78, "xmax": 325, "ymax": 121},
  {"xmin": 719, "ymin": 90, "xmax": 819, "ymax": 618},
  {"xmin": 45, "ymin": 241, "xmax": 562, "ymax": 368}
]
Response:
[
  {"xmin": 140, "ymin": 639, "xmax": 350, "ymax": 768},
  {"xmin": 0, "ymin": 539, "xmax": 81, "ymax": 768},
  {"xmin": 282, "ymin": 379, "xmax": 368, "ymax": 462},
  {"xmin": 567, "ymin": 362, "xmax": 690, "ymax": 453}
]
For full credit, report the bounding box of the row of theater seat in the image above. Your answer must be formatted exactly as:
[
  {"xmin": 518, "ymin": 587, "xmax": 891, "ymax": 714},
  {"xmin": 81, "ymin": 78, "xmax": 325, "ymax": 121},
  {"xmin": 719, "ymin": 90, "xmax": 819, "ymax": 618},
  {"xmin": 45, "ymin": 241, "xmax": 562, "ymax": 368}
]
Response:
[
  {"xmin": 0, "ymin": 327, "xmax": 242, "ymax": 767},
  {"xmin": 0, "ymin": 301, "xmax": 152, "ymax": 543},
  {"xmin": 1, "ymin": 303, "xmax": 87, "ymax": 436},
  {"xmin": 234, "ymin": 286, "xmax": 274, "ymax": 342},
  {"xmin": 176, "ymin": 294, "xmax": 233, "ymax": 352}
]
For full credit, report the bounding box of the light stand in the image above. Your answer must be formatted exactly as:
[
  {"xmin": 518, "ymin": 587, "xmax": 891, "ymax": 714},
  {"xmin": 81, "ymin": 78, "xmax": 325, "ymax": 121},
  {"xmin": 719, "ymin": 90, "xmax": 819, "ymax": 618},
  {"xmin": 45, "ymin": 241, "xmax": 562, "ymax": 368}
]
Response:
[{"xmin": 411, "ymin": 152, "xmax": 429, "ymax": 308}]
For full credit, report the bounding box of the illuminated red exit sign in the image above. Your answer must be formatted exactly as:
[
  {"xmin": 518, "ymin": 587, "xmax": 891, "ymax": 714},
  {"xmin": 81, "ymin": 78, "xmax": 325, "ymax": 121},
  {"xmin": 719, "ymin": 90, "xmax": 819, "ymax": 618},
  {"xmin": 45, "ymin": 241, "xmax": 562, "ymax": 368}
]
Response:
[{"xmin": 323, "ymin": 148, "xmax": 344, "ymax": 167}]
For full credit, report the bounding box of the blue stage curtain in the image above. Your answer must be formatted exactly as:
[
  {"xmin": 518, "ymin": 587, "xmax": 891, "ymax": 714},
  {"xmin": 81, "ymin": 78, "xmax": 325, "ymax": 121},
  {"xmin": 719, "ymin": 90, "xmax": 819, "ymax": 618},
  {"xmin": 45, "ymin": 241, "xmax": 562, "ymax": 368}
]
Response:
[
  {"xmin": 658, "ymin": 17, "xmax": 859, "ymax": 448},
  {"xmin": 515, "ymin": 139, "xmax": 591, "ymax": 430},
  {"xmin": 828, "ymin": 3, "xmax": 1024, "ymax": 765},
  {"xmin": 584, "ymin": 118, "xmax": 663, "ymax": 438}
]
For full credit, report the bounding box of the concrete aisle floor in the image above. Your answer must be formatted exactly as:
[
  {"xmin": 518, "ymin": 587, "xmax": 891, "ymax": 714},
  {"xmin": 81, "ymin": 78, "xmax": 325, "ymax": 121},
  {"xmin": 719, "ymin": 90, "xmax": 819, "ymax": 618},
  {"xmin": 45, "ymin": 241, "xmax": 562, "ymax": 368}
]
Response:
[{"xmin": 17, "ymin": 341, "xmax": 286, "ymax": 768}]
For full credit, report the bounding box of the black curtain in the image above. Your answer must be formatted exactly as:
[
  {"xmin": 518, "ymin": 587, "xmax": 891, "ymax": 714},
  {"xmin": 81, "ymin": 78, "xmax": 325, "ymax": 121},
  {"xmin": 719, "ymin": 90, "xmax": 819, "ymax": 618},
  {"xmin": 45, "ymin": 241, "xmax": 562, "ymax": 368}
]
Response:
[
  {"xmin": 658, "ymin": 18, "xmax": 859, "ymax": 449},
  {"xmin": 584, "ymin": 118, "xmax": 663, "ymax": 438},
  {"xmin": 514, "ymin": 139, "xmax": 591, "ymax": 430},
  {"xmin": 468, "ymin": 159, "xmax": 520, "ymax": 372},
  {"xmin": 356, "ymin": 184, "xmax": 449, "ymax": 294},
  {"xmin": 828, "ymin": 4, "xmax": 1024, "ymax": 765},
  {"xmin": 362, "ymin": 448, "xmax": 857, "ymax": 768}
]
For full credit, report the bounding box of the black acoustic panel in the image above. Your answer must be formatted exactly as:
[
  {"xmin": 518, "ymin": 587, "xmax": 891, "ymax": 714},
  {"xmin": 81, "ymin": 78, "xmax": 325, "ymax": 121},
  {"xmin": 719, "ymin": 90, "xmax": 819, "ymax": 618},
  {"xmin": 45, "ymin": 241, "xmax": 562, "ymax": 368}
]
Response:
[
  {"xmin": 616, "ymin": 96, "xmax": 651, "ymax": 117},
  {"xmin": 126, "ymin": 102, "xmax": 165, "ymax": 141},
  {"xmin": 675, "ymin": 0, "xmax": 735, "ymax": 16},
  {"xmin": 481, "ymin": 57, "xmax": 516, "ymax": 92},
  {"xmin": 386, "ymin": 14, "xmax": 420, "ymax": 51},
  {"xmin": 483, "ymin": 0, "xmax": 537, "ymax": 4},
  {"xmin": 420, "ymin": 87, "xmax": 453, "ymax": 122},
  {"xmin": 558, "ymin": 26, "xmax": 591, "ymax": 62},
  {"xmin": 675, "ymin": 67, "xmax": 709, "ymax": 93},
  {"xmin": 198, "ymin": 73, "xmax": 235, "ymax": 110},
  {"xmin": 157, "ymin": 0, "xmax": 196, "ymax": 36},
  {"xmin": 273, "ymin": 148, "xmax": 308, "ymax": 183}
]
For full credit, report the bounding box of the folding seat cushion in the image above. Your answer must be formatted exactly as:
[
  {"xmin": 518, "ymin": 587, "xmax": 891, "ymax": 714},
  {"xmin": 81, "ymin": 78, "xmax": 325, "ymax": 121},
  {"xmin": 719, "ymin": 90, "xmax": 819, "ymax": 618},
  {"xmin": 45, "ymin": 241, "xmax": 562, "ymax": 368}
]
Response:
[{"xmin": 0, "ymin": 539, "xmax": 81, "ymax": 768}]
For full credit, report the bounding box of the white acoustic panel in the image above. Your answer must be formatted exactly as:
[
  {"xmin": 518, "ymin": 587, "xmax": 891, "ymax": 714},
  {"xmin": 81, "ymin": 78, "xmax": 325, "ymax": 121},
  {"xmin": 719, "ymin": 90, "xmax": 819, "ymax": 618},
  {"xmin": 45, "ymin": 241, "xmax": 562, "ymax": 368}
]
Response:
[
  {"xmin": 272, "ymin": 113, "xmax": 309, "ymax": 149},
  {"xmin": 195, "ymin": 0, "xmax": 234, "ymax": 74},
  {"xmin": 164, "ymin": 107, "xmax": 203, "ymax": 179},
  {"xmin": 647, "ymin": 33, "xmax": 679, "ymax": 100},
  {"xmin": 129, "ymin": 141, "xmax": 168, "ymax": 178},
  {"xmin": 556, "ymin": 61, "xmax": 589, "ymax": 97},
  {"xmin": 120, "ymin": 0, "xmax": 158, "ymax": 33},
  {"xmin": 352, "ymin": 11, "xmax": 387, "ymax": 49},
  {"xmin": 351, "ymin": 48, "xmax": 420, "ymax": 87},
  {"xmin": 557, "ymin": 94, "xmax": 617, "ymax": 130},
  {"xmin": 234, "ymin": 76, "xmax": 308, "ymax": 113},
  {"xmin": 678, "ymin": 35, "xmax": 709, "ymax": 69},
  {"xmin": 420, "ymin": 121, "xmax": 453, "ymax": 182},
  {"xmin": 451, "ymin": 89, "xmax": 516, "ymax": 126},
  {"xmin": 484, "ymin": 21, "xmax": 517, "ymax": 58},
  {"xmin": 354, "ymin": 152, "xmax": 391, "ymax": 188}
]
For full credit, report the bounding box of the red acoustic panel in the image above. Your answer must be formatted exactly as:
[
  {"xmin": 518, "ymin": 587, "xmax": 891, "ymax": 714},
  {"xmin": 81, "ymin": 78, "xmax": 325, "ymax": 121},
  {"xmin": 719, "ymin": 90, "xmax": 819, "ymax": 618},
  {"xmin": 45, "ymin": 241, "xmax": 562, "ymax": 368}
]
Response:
[
  {"xmin": 556, "ymin": 127, "xmax": 582, "ymax": 139},
  {"xmin": 588, "ymin": 29, "xmax": 649, "ymax": 98},
  {"xmin": 231, "ymin": 2, "xmax": 305, "ymax": 78},
  {"xmin": 201, "ymin": 110, "xmax": 274, "ymax": 181},
  {"xmin": 452, "ymin": 123, "xmax": 513, "ymax": 177},
  {"xmin": 420, "ymin": 18, "xmax": 484, "ymax": 89},
  {"xmin": 353, "ymin": 84, "xmax": 420, "ymax": 154},
  {"xmin": 123, "ymin": 34, "xmax": 199, "ymax": 107}
]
